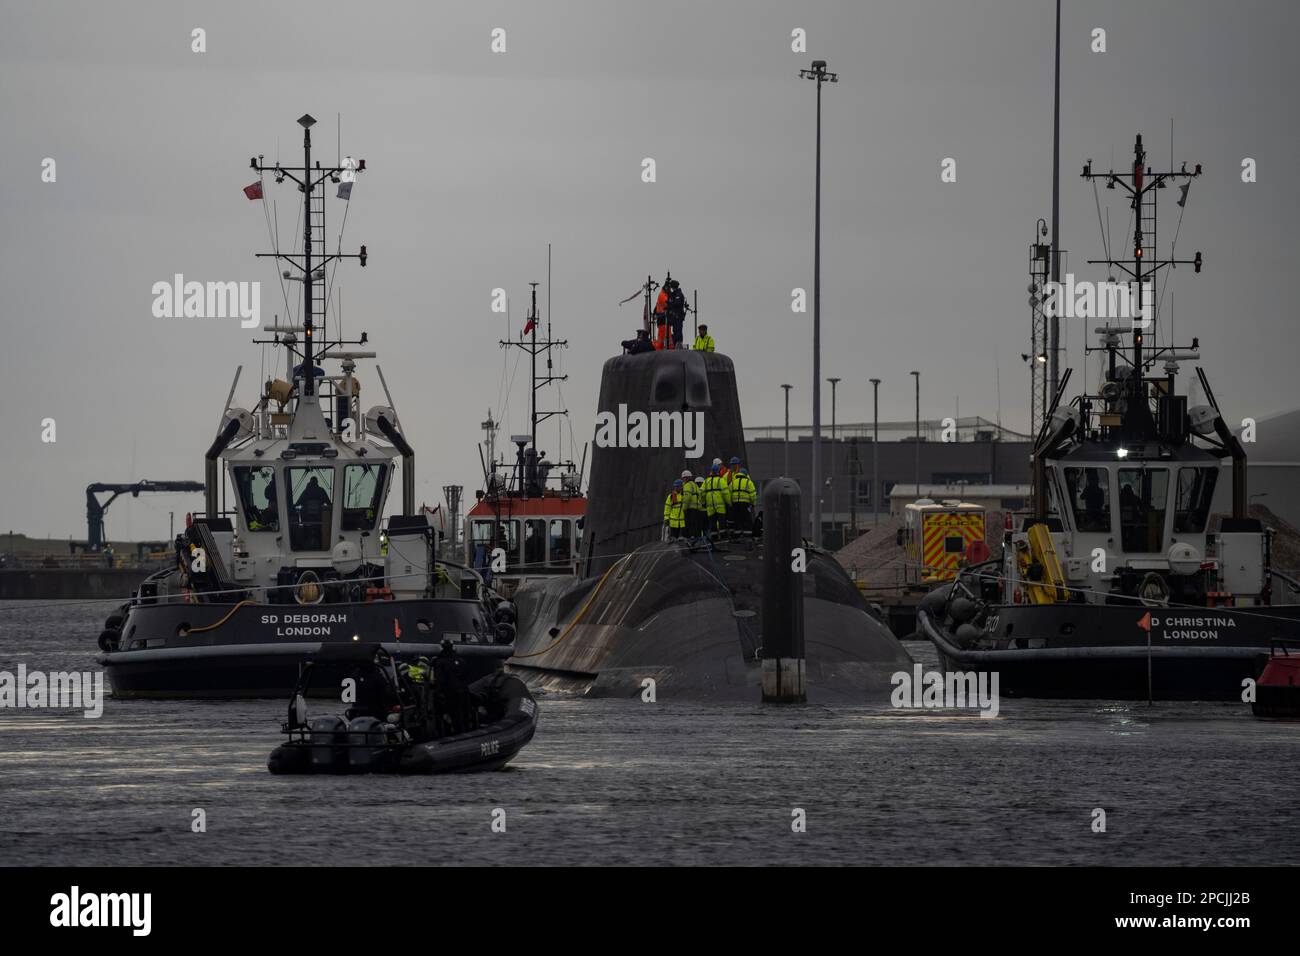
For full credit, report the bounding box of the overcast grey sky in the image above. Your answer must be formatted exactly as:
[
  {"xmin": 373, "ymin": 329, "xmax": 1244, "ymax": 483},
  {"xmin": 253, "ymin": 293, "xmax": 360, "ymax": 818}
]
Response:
[{"xmin": 2, "ymin": 0, "xmax": 1296, "ymax": 540}]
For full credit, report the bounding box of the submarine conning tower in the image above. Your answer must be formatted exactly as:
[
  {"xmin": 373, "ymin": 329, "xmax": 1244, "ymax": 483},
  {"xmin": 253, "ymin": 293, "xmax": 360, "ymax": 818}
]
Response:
[{"xmin": 580, "ymin": 349, "xmax": 745, "ymax": 577}]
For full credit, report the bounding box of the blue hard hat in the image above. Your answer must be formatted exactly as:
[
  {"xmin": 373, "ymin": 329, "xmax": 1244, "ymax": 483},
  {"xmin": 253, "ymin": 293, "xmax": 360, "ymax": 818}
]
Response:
[
  {"xmin": 673, "ymin": 478, "xmax": 683, "ymax": 486},
  {"xmin": 710, "ymin": 463, "xmax": 720, "ymax": 473},
  {"xmin": 729, "ymin": 456, "xmax": 741, "ymax": 464}
]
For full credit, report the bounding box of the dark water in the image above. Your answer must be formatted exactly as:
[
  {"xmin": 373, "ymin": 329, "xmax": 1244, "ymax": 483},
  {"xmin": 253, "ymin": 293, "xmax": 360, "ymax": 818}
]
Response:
[{"xmin": 2, "ymin": 600, "xmax": 1297, "ymax": 866}]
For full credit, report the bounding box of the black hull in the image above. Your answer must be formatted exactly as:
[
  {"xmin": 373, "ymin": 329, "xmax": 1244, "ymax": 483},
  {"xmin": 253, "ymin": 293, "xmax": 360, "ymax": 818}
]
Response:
[
  {"xmin": 99, "ymin": 598, "xmax": 508, "ymax": 699},
  {"xmin": 510, "ymin": 539, "xmax": 912, "ymax": 701},
  {"xmin": 268, "ymin": 675, "xmax": 537, "ymax": 774},
  {"xmin": 919, "ymin": 604, "xmax": 1297, "ymax": 701}
]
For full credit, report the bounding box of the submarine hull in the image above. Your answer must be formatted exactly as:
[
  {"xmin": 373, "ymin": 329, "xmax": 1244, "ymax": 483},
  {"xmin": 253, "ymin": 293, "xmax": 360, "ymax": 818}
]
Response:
[
  {"xmin": 510, "ymin": 538, "xmax": 911, "ymax": 702},
  {"xmin": 520, "ymin": 348, "xmax": 911, "ymax": 701}
]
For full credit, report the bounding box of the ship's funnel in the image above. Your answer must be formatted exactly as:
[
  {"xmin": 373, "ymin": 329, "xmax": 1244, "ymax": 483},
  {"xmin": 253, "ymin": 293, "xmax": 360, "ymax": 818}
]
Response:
[{"xmin": 581, "ymin": 350, "xmax": 745, "ymax": 576}]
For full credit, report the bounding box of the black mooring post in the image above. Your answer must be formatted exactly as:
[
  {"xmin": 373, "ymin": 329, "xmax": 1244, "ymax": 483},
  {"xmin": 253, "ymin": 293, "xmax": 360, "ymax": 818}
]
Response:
[{"xmin": 761, "ymin": 477, "xmax": 806, "ymax": 703}]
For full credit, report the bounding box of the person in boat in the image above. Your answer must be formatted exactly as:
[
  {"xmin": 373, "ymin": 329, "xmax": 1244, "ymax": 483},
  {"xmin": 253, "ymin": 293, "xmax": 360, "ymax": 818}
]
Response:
[
  {"xmin": 681, "ymin": 470, "xmax": 706, "ymax": 538},
  {"xmin": 622, "ymin": 329, "xmax": 655, "ymax": 355},
  {"xmin": 653, "ymin": 277, "xmax": 671, "ymax": 349},
  {"xmin": 294, "ymin": 475, "xmax": 331, "ymax": 548},
  {"xmin": 258, "ymin": 472, "xmax": 279, "ymax": 529},
  {"xmin": 1079, "ymin": 469, "xmax": 1107, "ymax": 531},
  {"xmin": 665, "ymin": 279, "xmax": 687, "ymax": 350},
  {"xmin": 664, "ymin": 479, "xmax": 687, "ymax": 539},
  {"xmin": 432, "ymin": 639, "xmax": 474, "ymax": 735},
  {"xmin": 693, "ymin": 324, "xmax": 715, "ymax": 352},
  {"xmin": 728, "ymin": 464, "xmax": 758, "ymax": 534},
  {"xmin": 702, "ymin": 463, "xmax": 732, "ymax": 537}
]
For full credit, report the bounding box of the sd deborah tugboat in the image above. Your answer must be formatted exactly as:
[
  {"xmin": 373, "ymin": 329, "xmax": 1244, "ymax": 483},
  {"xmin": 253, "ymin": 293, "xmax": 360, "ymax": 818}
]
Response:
[
  {"xmin": 96, "ymin": 115, "xmax": 514, "ymax": 698},
  {"xmin": 920, "ymin": 134, "xmax": 1300, "ymax": 700}
]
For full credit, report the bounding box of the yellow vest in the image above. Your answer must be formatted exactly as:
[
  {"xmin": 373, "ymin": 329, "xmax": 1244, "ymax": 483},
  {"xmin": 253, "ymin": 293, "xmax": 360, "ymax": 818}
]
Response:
[
  {"xmin": 701, "ymin": 475, "xmax": 732, "ymax": 515},
  {"xmin": 731, "ymin": 473, "xmax": 757, "ymax": 505},
  {"xmin": 681, "ymin": 481, "xmax": 704, "ymax": 512},
  {"xmin": 663, "ymin": 492, "xmax": 686, "ymax": 528},
  {"xmin": 693, "ymin": 335, "xmax": 715, "ymax": 353}
]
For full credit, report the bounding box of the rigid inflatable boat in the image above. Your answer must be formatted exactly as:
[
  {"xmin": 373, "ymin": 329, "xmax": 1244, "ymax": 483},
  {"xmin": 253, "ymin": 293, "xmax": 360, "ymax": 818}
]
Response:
[{"xmin": 268, "ymin": 642, "xmax": 537, "ymax": 774}]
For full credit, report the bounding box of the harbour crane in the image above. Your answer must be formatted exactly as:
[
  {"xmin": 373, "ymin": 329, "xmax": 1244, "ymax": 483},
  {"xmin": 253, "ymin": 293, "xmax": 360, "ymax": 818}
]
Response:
[{"xmin": 85, "ymin": 481, "xmax": 205, "ymax": 551}]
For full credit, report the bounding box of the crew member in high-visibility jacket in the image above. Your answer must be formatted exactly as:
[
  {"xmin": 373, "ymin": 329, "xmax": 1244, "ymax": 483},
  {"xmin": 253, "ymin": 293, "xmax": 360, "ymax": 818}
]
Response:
[
  {"xmin": 680, "ymin": 469, "xmax": 706, "ymax": 538},
  {"xmin": 693, "ymin": 324, "xmax": 715, "ymax": 352},
  {"xmin": 701, "ymin": 463, "xmax": 732, "ymax": 535},
  {"xmin": 728, "ymin": 465, "xmax": 758, "ymax": 534},
  {"xmin": 663, "ymin": 479, "xmax": 687, "ymax": 538},
  {"xmin": 653, "ymin": 280, "xmax": 671, "ymax": 350}
]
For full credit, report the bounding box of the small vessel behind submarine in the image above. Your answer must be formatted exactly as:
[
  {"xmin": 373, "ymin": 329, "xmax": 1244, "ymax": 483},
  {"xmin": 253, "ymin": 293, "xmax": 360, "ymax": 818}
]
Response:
[{"xmin": 509, "ymin": 348, "xmax": 911, "ymax": 701}]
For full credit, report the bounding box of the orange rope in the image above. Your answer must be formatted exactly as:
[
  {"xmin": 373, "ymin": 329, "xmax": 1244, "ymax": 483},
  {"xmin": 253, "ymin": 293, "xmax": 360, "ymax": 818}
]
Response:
[{"xmin": 184, "ymin": 599, "xmax": 256, "ymax": 634}]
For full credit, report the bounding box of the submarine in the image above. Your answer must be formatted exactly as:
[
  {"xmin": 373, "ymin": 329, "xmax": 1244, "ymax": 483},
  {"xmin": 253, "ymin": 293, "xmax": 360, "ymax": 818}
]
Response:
[{"xmin": 508, "ymin": 346, "xmax": 912, "ymax": 702}]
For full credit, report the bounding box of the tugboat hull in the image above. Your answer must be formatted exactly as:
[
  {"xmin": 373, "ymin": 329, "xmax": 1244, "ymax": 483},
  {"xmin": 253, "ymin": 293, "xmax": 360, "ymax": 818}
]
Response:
[
  {"xmin": 99, "ymin": 598, "xmax": 509, "ymax": 699},
  {"xmin": 921, "ymin": 603, "xmax": 1300, "ymax": 701}
]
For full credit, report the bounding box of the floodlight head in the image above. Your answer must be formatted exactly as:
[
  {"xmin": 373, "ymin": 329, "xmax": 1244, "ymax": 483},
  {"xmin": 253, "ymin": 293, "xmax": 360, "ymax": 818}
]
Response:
[
  {"xmin": 812, "ymin": 60, "xmax": 827, "ymax": 71},
  {"xmin": 298, "ymin": 114, "xmax": 316, "ymax": 129}
]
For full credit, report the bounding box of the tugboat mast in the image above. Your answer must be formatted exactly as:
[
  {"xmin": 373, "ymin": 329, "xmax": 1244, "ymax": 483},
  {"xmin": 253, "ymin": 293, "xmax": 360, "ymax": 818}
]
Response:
[
  {"xmin": 499, "ymin": 279, "xmax": 569, "ymax": 469},
  {"xmin": 251, "ymin": 113, "xmax": 368, "ymax": 397},
  {"xmin": 1080, "ymin": 135, "xmax": 1203, "ymax": 432}
]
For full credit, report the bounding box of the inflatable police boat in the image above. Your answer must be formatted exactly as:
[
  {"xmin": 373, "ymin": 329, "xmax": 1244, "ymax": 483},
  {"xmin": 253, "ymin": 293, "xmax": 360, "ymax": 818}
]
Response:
[{"xmin": 268, "ymin": 642, "xmax": 537, "ymax": 774}]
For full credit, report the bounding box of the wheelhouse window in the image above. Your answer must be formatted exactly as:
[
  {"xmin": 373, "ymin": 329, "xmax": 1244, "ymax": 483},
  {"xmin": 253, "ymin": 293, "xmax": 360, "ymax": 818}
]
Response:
[
  {"xmin": 287, "ymin": 466, "xmax": 335, "ymax": 551},
  {"xmin": 1118, "ymin": 467, "xmax": 1169, "ymax": 553},
  {"xmin": 470, "ymin": 518, "xmax": 518, "ymax": 569},
  {"xmin": 233, "ymin": 465, "xmax": 280, "ymax": 532},
  {"xmin": 341, "ymin": 464, "xmax": 386, "ymax": 531},
  {"xmin": 1064, "ymin": 466, "xmax": 1111, "ymax": 533},
  {"xmin": 523, "ymin": 519, "xmax": 547, "ymax": 570},
  {"xmin": 1173, "ymin": 466, "xmax": 1218, "ymax": 534},
  {"xmin": 548, "ymin": 519, "xmax": 573, "ymax": 569}
]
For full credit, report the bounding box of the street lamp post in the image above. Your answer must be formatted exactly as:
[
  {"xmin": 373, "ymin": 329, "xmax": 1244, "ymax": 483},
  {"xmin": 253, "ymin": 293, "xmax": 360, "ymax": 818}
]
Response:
[
  {"xmin": 828, "ymin": 376, "xmax": 840, "ymax": 548},
  {"xmin": 800, "ymin": 59, "xmax": 837, "ymax": 548},
  {"xmin": 911, "ymin": 370, "xmax": 921, "ymax": 498},
  {"xmin": 870, "ymin": 378, "xmax": 881, "ymax": 527},
  {"xmin": 781, "ymin": 384, "xmax": 793, "ymax": 476}
]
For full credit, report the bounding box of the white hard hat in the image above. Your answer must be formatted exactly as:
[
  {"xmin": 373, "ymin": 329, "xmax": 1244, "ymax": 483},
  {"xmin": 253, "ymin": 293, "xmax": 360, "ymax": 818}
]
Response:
[
  {"xmin": 712, "ymin": 457, "xmax": 722, "ymax": 466},
  {"xmin": 681, "ymin": 470, "xmax": 693, "ymax": 479}
]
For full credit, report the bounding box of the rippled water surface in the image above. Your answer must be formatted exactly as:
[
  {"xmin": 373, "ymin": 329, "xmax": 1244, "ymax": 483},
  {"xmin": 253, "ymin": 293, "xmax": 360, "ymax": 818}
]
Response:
[{"xmin": 2, "ymin": 601, "xmax": 1297, "ymax": 865}]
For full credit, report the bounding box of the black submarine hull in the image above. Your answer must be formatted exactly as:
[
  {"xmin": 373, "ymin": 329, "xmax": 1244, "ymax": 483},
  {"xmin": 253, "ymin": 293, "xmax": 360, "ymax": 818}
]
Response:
[
  {"xmin": 510, "ymin": 538, "xmax": 911, "ymax": 701},
  {"xmin": 511, "ymin": 347, "xmax": 912, "ymax": 701}
]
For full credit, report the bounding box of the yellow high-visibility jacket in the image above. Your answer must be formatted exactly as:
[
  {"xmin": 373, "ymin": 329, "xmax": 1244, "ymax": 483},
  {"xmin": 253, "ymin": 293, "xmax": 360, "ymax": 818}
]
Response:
[
  {"xmin": 681, "ymin": 481, "xmax": 705, "ymax": 513},
  {"xmin": 701, "ymin": 475, "xmax": 732, "ymax": 516},
  {"xmin": 730, "ymin": 473, "xmax": 757, "ymax": 505},
  {"xmin": 693, "ymin": 335, "xmax": 715, "ymax": 353},
  {"xmin": 663, "ymin": 492, "xmax": 686, "ymax": 529}
]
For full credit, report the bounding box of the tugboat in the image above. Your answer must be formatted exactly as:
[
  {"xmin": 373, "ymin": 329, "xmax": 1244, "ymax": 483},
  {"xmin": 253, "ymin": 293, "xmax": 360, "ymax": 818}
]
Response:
[
  {"xmin": 464, "ymin": 277, "xmax": 587, "ymax": 596},
  {"xmin": 96, "ymin": 115, "xmax": 513, "ymax": 698},
  {"xmin": 920, "ymin": 134, "xmax": 1300, "ymax": 700}
]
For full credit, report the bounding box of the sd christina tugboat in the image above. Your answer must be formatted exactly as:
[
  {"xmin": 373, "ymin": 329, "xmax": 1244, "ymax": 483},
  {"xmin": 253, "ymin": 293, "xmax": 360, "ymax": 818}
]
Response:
[
  {"xmin": 96, "ymin": 115, "xmax": 514, "ymax": 698},
  {"xmin": 920, "ymin": 134, "xmax": 1300, "ymax": 700}
]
